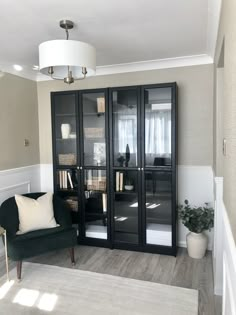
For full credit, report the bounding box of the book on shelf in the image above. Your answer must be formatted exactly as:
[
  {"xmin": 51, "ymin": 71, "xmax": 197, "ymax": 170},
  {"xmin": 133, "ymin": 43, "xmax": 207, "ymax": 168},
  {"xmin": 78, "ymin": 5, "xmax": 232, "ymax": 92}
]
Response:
[
  {"xmin": 102, "ymin": 193, "xmax": 107, "ymax": 213},
  {"xmin": 67, "ymin": 172, "xmax": 73, "ymax": 189},
  {"xmin": 116, "ymin": 172, "xmax": 120, "ymax": 191},
  {"xmin": 59, "ymin": 171, "xmax": 63, "ymax": 189},
  {"xmin": 119, "ymin": 173, "xmax": 123, "ymax": 191},
  {"xmin": 64, "ymin": 171, "xmax": 67, "ymax": 189},
  {"xmin": 59, "ymin": 170, "xmax": 73, "ymax": 189}
]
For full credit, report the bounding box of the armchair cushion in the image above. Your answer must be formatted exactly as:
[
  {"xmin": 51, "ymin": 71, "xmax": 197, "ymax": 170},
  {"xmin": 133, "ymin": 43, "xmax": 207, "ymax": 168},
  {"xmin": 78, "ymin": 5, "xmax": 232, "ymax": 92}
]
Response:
[{"xmin": 15, "ymin": 192, "xmax": 58, "ymax": 234}]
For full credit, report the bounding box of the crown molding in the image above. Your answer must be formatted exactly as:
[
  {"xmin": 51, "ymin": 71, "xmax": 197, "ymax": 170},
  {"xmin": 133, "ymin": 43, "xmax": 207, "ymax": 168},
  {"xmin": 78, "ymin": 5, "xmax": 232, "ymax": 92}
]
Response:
[
  {"xmin": 207, "ymin": 0, "xmax": 222, "ymax": 59},
  {"xmin": 95, "ymin": 54, "xmax": 213, "ymax": 76},
  {"xmin": 36, "ymin": 54, "xmax": 213, "ymax": 82},
  {"xmin": 1, "ymin": 54, "xmax": 213, "ymax": 82}
]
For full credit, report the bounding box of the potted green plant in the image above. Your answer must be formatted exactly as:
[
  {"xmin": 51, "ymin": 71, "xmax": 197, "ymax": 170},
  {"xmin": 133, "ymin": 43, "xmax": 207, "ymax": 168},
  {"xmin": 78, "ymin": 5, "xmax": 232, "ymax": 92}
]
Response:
[{"xmin": 178, "ymin": 200, "xmax": 214, "ymax": 259}]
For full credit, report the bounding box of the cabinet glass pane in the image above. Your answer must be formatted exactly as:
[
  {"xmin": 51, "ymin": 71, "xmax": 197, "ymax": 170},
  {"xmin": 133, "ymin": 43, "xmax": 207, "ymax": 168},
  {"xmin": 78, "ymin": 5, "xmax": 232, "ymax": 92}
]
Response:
[
  {"xmin": 84, "ymin": 169, "xmax": 107, "ymax": 239},
  {"xmin": 112, "ymin": 90, "xmax": 138, "ymax": 167},
  {"xmin": 55, "ymin": 169, "xmax": 79, "ymax": 226},
  {"xmin": 145, "ymin": 171, "xmax": 172, "ymax": 246},
  {"xmin": 54, "ymin": 94, "xmax": 77, "ymax": 166},
  {"xmin": 82, "ymin": 92, "xmax": 106, "ymax": 166},
  {"xmin": 114, "ymin": 170, "xmax": 138, "ymax": 243},
  {"xmin": 144, "ymin": 87, "xmax": 172, "ymax": 167}
]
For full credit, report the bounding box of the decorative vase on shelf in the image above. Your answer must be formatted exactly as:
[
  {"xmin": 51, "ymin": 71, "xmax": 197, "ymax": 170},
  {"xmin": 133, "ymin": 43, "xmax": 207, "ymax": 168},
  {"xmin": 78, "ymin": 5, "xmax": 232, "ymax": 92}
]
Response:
[
  {"xmin": 186, "ymin": 232, "xmax": 208, "ymax": 259},
  {"xmin": 125, "ymin": 144, "xmax": 130, "ymax": 167},
  {"xmin": 61, "ymin": 124, "xmax": 71, "ymax": 139}
]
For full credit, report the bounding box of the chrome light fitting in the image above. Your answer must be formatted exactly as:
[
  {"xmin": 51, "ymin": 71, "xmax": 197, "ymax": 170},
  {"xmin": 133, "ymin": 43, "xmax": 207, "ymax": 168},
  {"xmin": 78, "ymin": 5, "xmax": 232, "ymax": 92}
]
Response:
[{"xmin": 39, "ymin": 20, "xmax": 96, "ymax": 84}]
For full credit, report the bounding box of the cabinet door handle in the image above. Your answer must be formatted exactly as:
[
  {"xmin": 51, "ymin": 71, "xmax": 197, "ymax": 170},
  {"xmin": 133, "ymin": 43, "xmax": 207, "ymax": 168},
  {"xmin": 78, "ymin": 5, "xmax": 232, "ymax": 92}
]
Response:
[
  {"xmin": 141, "ymin": 168, "xmax": 144, "ymax": 171},
  {"xmin": 138, "ymin": 168, "xmax": 141, "ymax": 171},
  {"xmin": 80, "ymin": 166, "xmax": 83, "ymax": 170}
]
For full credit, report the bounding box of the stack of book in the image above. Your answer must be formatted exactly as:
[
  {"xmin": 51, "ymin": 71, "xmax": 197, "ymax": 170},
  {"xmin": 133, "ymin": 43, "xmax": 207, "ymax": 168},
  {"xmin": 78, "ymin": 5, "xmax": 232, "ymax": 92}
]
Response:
[
  {"xmin": 115, "ymin": 172, "xmax": 124, "ymax": 191},
  {"xmin": 58, "ymin": 170, "xmax": 74, "ymax": 189}
]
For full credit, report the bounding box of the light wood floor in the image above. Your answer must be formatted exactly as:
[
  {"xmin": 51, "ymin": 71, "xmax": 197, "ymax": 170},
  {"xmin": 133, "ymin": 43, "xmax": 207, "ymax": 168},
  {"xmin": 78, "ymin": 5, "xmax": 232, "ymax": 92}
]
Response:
[{"xmin": 0, "ymin": 246, "xmax": 222, "ymax": 315}]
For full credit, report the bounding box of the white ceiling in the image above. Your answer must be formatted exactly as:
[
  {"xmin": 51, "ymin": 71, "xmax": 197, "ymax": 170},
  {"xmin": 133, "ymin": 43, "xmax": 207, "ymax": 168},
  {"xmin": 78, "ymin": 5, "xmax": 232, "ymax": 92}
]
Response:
[{"xmin": 0, "ymin": 0, "xmax": 221, "ymax": 81}]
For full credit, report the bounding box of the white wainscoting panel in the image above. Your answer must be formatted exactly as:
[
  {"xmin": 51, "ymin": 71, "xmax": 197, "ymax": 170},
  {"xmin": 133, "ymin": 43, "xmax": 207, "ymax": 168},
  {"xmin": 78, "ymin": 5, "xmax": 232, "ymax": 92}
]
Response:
[
  {"xmin": 40, "ymin": 164, "xmax": 53, "ymax": 192},
  {"xmin": 177, "ymin": 165, "xmax": 214, "ymax": 249},
  {"xmin": 0, "ymin": 165, "xmax": 41, "ymax": 194},
  {"xmin": 41, "ymin": 164, "xmax": 214, "ymax": 249},
  {"xmin": 0, "ymin": 164, "xmax": 41, "ymax": 255},
  {"xmin": 213, "ymin": 177, "xmax": 223, "ymax": 295},
  {"xmin": 222, "ymin": 204, "xmax": 236, "ymax": 315}
]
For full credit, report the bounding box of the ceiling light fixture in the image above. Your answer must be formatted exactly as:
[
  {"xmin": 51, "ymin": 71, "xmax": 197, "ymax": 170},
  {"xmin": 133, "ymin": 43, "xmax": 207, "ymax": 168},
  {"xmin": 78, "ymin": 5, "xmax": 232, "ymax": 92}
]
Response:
[{"xmin": 39, "ymin": 20, "xmax": 96, "ymax": 84}]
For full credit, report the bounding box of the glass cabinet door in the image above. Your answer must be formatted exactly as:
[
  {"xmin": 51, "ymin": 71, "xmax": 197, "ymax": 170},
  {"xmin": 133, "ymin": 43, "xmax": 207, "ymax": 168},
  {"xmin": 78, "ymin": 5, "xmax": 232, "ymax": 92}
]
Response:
[
  {"xmin": 54, "ymin": 93, "xmax": 77, "ymax": 167},
  {"xmin": 81, "ymin": 90, "xmax": 108, "ymax": 241},
  {"xmin": 84, "ymin": 169, "xmax": 107, "ymax": 239},
  {"xmin": 113, "ymin": 170, "xmax": 139, "ymax": 244},
  {"xmin": 111, "ymin": 89, "xmax": 138, "ymax": 168},
  {"xmin": 145, "ymin": 171, "xmax": 172, "ymax": 246},
  {"xmin": 144, "ymin": 87, "xmax": 172, "ymax": 167},
  {"xmin": 82, "ymin": 92, "xmax": 106, "ymax": 167}
]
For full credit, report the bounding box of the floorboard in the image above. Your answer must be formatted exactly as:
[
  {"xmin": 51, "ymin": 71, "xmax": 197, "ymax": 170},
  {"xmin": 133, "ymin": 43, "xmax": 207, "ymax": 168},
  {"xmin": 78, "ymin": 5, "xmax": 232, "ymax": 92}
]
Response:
[{"xmin": 0, "ymin": 246, "xmax": 222, "ymax": 315}]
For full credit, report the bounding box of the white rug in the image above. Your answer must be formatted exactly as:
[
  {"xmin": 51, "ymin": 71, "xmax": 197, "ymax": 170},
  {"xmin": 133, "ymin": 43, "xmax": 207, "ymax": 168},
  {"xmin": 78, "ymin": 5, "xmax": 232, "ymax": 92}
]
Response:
[{"xmin": 0, "ymin": 262, "xmax": 198, "ymax": 315}]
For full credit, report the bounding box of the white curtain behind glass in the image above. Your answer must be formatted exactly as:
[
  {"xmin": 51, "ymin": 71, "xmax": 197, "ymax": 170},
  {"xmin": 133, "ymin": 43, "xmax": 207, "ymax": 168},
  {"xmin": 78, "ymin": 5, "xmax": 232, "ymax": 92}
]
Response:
[
  {"xmin": 117, "ymin": 115, "xmax": 137, "ymax": 153},
  {"xmin": 117, "ymin": 111, "xmax": 171, "ymax": 155},
  {"xmin": 145, "ymin": 110, "xmax": 171, "ymax": 154}
]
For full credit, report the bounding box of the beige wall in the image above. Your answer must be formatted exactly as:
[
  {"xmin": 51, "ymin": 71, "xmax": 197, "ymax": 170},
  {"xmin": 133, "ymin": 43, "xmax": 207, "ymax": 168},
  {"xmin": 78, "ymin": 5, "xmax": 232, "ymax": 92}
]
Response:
[
  {"xmin": 37, "ymin": 64, "xmax": 213, "ymax": 166},
  {"xmin": 215, "ymin": 0, "xmax": 236, "ymax": 241},
  {"xmin": 0, "ymin": 73, "xmax": 40, "ymax": 170}
]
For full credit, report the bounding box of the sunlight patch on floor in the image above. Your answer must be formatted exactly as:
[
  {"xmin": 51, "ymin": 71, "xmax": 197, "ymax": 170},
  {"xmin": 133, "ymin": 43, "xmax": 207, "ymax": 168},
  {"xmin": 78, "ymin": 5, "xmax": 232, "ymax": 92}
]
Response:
[
  {"xmin": 0, "ymin": 280, "xmax": 14, "ymax": 299},
  {"xmin": 37, "ymin": 293, "xmax": 58, "ymax": 311},
  {"xmin": 12, "ymin": 288, "xmax": 58, "ymax": 311},
  {"xmin": 13, "ymin": 288, "xmax": 39, "ymax": 306}
]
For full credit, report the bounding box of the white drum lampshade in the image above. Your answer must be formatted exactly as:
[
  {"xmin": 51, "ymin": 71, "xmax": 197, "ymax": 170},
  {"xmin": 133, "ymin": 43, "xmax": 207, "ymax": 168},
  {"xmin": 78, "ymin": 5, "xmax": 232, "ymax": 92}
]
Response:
[
  {"xmin": 38, "ymin": 20, "xmax": 96, "ymax": 84},
  {"xmin": 39, "ymin": 40, "xmax": 96, "ymax": 78}
]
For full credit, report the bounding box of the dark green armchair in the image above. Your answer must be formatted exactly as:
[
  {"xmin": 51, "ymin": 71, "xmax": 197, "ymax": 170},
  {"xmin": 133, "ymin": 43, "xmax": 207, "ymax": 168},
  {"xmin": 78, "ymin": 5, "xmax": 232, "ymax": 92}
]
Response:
[{"xmin": 0, "ymin": 192, "xmax": 77, "ymax": 280}]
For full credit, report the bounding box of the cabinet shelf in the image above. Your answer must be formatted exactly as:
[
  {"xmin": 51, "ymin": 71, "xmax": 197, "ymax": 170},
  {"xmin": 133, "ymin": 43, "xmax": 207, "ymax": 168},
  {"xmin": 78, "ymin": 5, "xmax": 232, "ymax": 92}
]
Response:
[
  {"xmin": 56, "ymin": 165, "xmax": 77, "ymax": 169},
  {"xmin": 55, "ymin": 113, "xmax": 75, "ymax": 117},
  {"xmin": 85, "ymin": 190, "xmax": 107, "ymax": 194},
  {"xmin": 86, "ymin": 212, "xmax": 107, "ymax": 217},
  {"xmin": 84, "ymin": 137, "xmax": 105, "ymax": 141},
  {"xmin": 56, "ymin": 189, "xmax": 78, "ymax": 193},
  {"xmin": 56, "ymin": 138, "xmax": 76, "ymax": 141},
  {"xmin": 114, "ymin": 191, "xmax": 136, "ymax": 195},
  {"xmin": 83, "ymin": 112, "xmax": 105, "ymax": 117}
]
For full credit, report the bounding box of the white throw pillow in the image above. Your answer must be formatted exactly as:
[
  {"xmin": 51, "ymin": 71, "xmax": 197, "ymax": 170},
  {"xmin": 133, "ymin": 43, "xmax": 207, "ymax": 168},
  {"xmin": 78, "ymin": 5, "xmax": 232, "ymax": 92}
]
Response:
[{"xmin": 15, "ymin": 193, "xmax": 58, "ymax": 234}]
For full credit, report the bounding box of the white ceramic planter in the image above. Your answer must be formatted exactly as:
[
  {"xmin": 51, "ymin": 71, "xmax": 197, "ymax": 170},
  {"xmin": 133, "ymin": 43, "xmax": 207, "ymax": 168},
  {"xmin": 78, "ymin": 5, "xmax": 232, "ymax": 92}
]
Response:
[
  {"xmin": 61, "ymin": 124, "xmax": 71, "ymax": 139},
  {"xmin": 186, "ymin": 232, "xmax": 208, "ymax": 259}
]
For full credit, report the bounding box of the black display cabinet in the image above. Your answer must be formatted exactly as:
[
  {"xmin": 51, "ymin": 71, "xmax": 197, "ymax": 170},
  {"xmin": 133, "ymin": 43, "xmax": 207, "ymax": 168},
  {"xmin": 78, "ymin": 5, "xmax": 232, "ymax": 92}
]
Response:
[{"xmin": 51, "ymin": 82, "xmax": 177, "ymax": 255}]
